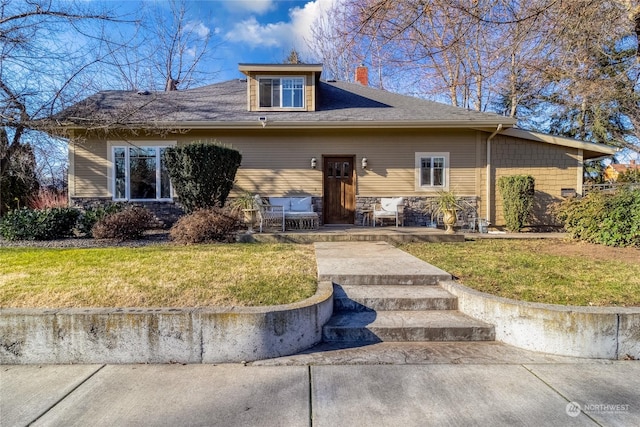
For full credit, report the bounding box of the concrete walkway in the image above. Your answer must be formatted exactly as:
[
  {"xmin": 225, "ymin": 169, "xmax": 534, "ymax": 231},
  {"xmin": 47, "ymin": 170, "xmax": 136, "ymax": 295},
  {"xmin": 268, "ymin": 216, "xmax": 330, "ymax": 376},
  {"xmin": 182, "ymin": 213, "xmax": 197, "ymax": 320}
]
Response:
[{"xmin": 2, "ymin": 360, "xmax": 639, "ymax": 426}]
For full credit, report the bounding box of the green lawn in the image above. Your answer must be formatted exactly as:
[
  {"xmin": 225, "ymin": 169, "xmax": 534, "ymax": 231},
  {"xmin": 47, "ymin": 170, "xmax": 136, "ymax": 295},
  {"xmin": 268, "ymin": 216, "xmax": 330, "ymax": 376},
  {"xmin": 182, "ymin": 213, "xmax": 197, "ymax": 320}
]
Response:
[
  {"xmin": 2, "ymin": 239, "xmax": 638, "ymax": 309},
  {"xmin": 400, "ymin": 239, "xmax": 640, "ymax": 306},
  {"xmin": 0, "ymin": 244, "xmax": 316, "ymax": 308}
]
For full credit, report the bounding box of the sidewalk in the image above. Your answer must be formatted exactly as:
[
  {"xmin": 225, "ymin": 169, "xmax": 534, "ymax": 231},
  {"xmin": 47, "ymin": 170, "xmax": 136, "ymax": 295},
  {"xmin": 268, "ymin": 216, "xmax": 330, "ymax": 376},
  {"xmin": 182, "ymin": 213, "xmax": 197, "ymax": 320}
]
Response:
[{"xmin": 2, "ymin": 359, "xmax": 638, "ymax": 426}]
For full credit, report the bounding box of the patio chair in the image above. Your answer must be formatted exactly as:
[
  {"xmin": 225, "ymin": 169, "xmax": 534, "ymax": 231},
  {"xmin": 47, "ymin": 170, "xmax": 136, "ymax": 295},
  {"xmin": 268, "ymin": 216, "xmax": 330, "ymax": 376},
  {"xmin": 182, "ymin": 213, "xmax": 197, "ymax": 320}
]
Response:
[
  {"xmin": 373, "ymin": 197, "xmax": 404, "ymax": 227},
  {"xmin": 254, "ymin": 195, "xmax": 285, "ymax": 232}
]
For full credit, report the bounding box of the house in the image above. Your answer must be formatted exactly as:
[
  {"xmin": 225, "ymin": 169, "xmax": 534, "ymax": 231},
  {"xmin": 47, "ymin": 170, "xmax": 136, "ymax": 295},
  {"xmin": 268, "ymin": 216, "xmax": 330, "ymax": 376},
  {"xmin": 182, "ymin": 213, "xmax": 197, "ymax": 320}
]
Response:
[
  {"xmin": 52, "ymin": 63, "xmax": 616, "ymax": 228},
  {"xmin": 603, "ymin": 160, "xmax": 639, "ymax": 182}
]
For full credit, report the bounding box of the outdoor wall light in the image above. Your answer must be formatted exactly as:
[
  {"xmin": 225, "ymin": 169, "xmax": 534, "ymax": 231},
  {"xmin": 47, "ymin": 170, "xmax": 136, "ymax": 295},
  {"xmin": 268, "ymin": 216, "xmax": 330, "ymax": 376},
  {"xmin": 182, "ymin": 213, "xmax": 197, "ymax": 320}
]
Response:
[
  {"xmin": 311, "ymin": 157, "xmax": 317, "ymax": 169},
  {"xmin": 361, "ymin": 157, "xmax": 368, "ymax": 169}
]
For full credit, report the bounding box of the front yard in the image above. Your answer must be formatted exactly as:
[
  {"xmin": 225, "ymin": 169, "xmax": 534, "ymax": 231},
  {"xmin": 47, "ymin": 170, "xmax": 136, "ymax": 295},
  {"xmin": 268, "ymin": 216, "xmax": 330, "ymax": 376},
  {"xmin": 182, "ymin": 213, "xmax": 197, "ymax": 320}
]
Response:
[
  {"xmin": 0, "ymin": 243, "xmax": 317, "ymax": 308},
  {"xmin": 1, "ymin": 238, "xmax": 638, "ymax": 309},
  {"xmin": 401, "ymin": 239, "xmax": 640, "ymax": 306}
]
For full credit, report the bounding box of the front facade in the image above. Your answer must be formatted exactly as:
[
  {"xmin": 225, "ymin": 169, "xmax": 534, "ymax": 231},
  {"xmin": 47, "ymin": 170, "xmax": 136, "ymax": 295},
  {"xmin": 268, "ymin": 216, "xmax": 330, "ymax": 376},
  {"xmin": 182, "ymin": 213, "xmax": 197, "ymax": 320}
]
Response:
[{"xmin": 60, "ymin": 64, "xmax": 616, "ymax": 228}]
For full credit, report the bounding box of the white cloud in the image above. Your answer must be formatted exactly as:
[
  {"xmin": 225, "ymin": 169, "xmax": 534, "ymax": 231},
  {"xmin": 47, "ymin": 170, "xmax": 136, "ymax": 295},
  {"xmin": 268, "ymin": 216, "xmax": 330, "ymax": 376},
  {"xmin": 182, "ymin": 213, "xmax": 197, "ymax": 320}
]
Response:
[
  {"xmin": 225, "ymin": 0, "xmax": 276, "ymax": 15},
  {"xmin": 184, "ymin": 21, "xmax": 210, "ymax": 38},
  {"xmin": 225, "ymin": 0, "xmax": 338, "ymax": 53},
  {"xmin": 226, "ymin": 16, "xmax": 289, "ymax": 48}
]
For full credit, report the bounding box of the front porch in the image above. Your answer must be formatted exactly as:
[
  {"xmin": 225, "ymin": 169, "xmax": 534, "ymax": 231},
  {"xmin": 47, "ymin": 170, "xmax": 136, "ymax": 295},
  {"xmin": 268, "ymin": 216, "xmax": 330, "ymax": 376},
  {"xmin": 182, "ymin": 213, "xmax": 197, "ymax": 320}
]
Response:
[{"xmin": 238, "ymin": 226, "xmax": 465, "ymax": 243}]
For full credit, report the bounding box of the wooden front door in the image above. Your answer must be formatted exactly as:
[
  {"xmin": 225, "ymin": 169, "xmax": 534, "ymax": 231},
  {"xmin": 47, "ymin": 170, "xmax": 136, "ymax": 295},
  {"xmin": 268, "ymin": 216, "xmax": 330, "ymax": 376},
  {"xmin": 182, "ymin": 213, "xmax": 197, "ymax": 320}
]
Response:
[{"xmin": 323, "ymin": 156, "xmax": 356, "ymax": 224}]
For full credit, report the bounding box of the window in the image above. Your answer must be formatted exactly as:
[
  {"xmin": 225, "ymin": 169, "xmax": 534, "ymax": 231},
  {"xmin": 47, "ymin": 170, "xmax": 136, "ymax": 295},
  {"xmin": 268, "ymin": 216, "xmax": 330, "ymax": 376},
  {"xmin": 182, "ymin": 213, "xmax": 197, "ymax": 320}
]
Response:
[
  {"xmin": 112, "ymin": 146, "xmax": 172, "ymax": 201},
  {"xmin": 259, "ymin": 77, "xmax": 304, "ymax": 108},
  {"xmin": 415, "ymin": 152, "xmax": 449, "ymax": 191}
]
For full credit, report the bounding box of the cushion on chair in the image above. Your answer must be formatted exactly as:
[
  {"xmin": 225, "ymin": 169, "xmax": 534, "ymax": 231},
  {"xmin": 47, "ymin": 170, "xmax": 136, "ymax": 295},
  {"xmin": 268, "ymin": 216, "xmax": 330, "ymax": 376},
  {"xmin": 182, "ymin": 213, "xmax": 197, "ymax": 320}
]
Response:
[
  {"xmin": 268, "ymin": 197, "xmax": 290, "ymax": 211},
  {"xmin": 381, "ymin": 197, "xmax": 403, "ymax": 212},
  {"xmin": 290, "ymin": 197, "xmax": 313, "ymax": 212}
]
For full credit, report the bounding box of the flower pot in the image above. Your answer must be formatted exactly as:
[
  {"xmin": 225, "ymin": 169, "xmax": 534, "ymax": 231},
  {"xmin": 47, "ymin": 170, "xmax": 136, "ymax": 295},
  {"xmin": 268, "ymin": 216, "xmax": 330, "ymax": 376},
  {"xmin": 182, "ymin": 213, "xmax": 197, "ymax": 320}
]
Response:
[
  {"xmin": 242, "ymin": 209, "xmax": 256, "ymax": 232},
  {"xmin": 442, "ymin": 210, "xmax": 456, "ymax": 234}
]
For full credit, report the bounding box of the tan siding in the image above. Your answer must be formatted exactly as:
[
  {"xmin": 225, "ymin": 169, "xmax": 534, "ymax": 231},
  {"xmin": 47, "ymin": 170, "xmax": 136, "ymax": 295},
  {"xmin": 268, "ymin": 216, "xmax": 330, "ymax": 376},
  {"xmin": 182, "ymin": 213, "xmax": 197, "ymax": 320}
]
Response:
[
  {"xmin": 178, "ymin": 129, "xmax": 478, "ymax": 198},
  {"xmin": 487, "ymin": 134, "xmax": 579, "ymax": 226},
  {"xmin": 71, "ymin": 139, "xmax": 109, "ymax": 197}
]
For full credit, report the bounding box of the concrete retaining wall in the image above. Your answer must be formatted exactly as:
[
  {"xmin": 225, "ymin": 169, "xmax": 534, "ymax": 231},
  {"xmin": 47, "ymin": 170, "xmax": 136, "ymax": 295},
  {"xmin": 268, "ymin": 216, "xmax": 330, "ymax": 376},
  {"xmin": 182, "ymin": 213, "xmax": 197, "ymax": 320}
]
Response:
[
  {"xmin": 440, "ymin": 280, "xmax": 640, "ymax": 360},
  {"xmin": 0, "ymin": 282, "xmax": 333, "ymax": 364}
]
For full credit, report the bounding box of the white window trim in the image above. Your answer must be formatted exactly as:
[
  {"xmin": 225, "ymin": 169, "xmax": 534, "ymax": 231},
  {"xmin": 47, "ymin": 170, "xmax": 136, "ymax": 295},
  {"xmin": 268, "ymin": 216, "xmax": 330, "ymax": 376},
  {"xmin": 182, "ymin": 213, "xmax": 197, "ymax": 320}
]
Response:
[
  {"xmin": 107, "ymin": 141, "xmax": 177, "ymax": 201},
  {"xmin": 415, "ymin": 152, "xmax": 450, "ymax": 191},
  {"xmin": 257, "ymin": 75, "xmax": 306, "ymax": 110}
]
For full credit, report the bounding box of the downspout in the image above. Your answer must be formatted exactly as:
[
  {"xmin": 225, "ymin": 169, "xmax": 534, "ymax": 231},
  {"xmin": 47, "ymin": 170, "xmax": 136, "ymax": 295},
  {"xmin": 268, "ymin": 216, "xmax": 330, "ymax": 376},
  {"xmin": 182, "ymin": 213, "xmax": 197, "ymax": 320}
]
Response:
[{"xmin": 486, "ymin": 124, "xmax": 503, "ymax": 224}]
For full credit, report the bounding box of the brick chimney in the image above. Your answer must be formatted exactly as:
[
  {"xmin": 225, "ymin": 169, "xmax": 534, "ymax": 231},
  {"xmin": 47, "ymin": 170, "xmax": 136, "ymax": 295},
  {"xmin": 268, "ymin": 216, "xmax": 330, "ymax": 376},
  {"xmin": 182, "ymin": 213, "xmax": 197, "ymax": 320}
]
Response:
[{"xmin": 355, "ymin": 64, "xmax": 368, "ymax": 86}]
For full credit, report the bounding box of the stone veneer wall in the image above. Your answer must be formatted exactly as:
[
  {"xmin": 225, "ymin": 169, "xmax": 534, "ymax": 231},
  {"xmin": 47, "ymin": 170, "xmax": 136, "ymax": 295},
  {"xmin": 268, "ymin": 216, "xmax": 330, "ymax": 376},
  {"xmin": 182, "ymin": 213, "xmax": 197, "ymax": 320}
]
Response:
[{"xmin": 356, "ymin": 196, "xmax": 479, "ymax": 227}]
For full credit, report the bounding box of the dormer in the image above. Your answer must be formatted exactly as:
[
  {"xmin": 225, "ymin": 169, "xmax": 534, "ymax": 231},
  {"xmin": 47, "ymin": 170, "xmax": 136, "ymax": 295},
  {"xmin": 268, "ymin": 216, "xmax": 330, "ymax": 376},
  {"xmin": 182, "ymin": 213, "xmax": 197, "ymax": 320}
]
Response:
[{"xmin": 239, "ymin": 63, "xmax": 323, "ymax": 112}]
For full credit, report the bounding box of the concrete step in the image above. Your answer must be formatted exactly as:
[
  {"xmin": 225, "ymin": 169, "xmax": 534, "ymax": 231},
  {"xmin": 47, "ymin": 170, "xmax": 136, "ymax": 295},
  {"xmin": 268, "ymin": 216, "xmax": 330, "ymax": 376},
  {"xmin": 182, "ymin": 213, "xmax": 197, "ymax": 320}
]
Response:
[
  {"xmin": 322, "ymin": 310, "xmax": 496, "ymax": 343},
  {"xmin": 333, "ymin": 285, "xmax": 458, "ymax": 312},
  {"xmin": 315, "ymin": 242, "xmax": 451, "ymax": 285}
]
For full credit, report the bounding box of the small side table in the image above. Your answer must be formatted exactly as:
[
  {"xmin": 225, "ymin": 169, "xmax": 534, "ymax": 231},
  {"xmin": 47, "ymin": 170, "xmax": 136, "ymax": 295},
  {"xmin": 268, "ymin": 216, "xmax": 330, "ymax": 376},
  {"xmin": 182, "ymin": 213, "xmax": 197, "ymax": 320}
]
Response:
[{"xmin": 361, "ymin": 210, "xmax": 373, "ymax": 226}]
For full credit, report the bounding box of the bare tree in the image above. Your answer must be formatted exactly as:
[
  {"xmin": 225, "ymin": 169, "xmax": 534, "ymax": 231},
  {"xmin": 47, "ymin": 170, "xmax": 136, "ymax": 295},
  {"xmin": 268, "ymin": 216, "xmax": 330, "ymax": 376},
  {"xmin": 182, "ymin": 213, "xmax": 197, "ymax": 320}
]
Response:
[
  {"xmin": 103, "ymin": 0, "xmax": 218, "ymax": 93},
  {"xmin": 307, "ymin": 2, "xmax": 360, "ymax": 82},
  {"xmin": 0, "ymin": 0, "xmax": 128, "ymax": 213},
  {"xmin": 152, "ymin": 0, "xmax": 214, "ymax": 91}
]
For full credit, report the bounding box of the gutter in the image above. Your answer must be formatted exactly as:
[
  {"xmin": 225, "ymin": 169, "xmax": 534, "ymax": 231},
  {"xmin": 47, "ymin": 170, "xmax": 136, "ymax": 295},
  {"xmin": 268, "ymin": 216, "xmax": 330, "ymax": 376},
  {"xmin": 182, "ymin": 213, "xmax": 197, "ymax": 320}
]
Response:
[
  {"xmin": 486, "ymin": 124, "xmax": 503, "ymax": 224},
  {"xmin": 59, "ymin": 119, "xmax": 516, "ymax": 132}
]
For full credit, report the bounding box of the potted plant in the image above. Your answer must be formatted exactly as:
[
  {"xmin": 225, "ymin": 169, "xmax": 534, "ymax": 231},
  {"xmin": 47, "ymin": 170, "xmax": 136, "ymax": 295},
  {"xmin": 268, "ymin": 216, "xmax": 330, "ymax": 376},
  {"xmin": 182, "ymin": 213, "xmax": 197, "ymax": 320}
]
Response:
[
  {"xmin": 434, "ymin": 190, "xmax": 461, "ymax": 234},
  {"xmin": 230, "ymin": 192, "xmax": 257, "ymax": 231}
]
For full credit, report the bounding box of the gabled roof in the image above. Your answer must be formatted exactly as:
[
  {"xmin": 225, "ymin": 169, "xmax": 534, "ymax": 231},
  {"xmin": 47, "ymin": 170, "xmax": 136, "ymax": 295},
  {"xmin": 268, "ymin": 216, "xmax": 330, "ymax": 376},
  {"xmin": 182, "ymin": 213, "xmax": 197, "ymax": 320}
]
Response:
[{"xmin": 54, "ymin": 79, "xmax": 515, "ymax": 130}]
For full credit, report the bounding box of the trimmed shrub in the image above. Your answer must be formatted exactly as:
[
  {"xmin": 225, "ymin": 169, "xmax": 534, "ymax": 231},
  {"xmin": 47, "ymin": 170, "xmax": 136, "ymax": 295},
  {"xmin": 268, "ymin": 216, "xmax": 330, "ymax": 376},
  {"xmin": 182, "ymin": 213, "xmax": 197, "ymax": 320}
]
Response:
[
  {"xmin": 169, "ymin": 208, "xmax": 242, "ymax": 244},
  {"xmin": 162, "ymin": 141, "xmax": 242, "ymax": 213},
  {"xmin": 497, "ymin": 175, "xmax": 535, "ymax": 232},
  {"xmin": 92, "ymin": 206, "xmax": 155, "ymax": 240},
  {"xmin": 555, "ymin": 186, "xmax": 640, "ymax": 247},
  {"xmin": 0, "ymin": 207, "xmax": 79, "ymax": 240},
  {"xmin": 77, "ymin": 203, "xmax": 124, "ymax": 237}
]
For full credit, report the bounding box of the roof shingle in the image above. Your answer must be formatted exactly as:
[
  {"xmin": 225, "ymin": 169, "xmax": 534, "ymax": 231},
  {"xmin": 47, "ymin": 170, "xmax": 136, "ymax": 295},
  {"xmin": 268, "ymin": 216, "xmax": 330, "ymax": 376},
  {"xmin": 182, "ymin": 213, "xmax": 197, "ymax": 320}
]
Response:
[{"xmin": 56, "ymin": 79, "xmax": 515, "ymax": 127}]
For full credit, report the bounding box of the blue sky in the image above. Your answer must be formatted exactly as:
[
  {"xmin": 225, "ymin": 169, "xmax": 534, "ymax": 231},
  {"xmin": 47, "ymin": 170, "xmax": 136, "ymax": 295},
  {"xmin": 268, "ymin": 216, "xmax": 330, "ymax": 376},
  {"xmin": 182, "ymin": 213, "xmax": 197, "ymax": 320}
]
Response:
[{"xmin": 115, "ymin": 0, "xmax": 336, "ymax": 82}]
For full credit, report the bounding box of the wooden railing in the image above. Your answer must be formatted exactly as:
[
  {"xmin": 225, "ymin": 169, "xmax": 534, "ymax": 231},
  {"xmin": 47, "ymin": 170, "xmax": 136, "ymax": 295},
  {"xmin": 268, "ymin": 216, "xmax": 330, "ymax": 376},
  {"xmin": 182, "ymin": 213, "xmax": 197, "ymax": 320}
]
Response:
[{"xmin": 583, "ymin": 183, "xmax": 639, "ymax": 195}]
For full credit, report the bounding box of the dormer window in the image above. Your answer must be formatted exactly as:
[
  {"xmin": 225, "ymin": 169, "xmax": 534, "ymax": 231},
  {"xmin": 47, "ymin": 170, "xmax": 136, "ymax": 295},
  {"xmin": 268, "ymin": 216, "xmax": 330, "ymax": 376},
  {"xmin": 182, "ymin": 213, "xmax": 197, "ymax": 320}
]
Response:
[{"xmin": 259, "ymin": 77, "xmax": 305, "ymax": 108}]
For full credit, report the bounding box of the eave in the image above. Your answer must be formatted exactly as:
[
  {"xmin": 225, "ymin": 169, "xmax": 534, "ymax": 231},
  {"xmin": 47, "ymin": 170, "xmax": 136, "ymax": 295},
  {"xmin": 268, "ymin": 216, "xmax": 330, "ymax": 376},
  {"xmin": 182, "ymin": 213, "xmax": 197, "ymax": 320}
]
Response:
[
  {"xmin": 238, "ymin": 63, "xmax": 323, "ymax": 75},
  {"xmin": 501, "ymin": 128, "xmax": 618, "ymax": 159},
  {"xmin": 60, "ymin": 119, "xmax": 516, "ymax": 133}
]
